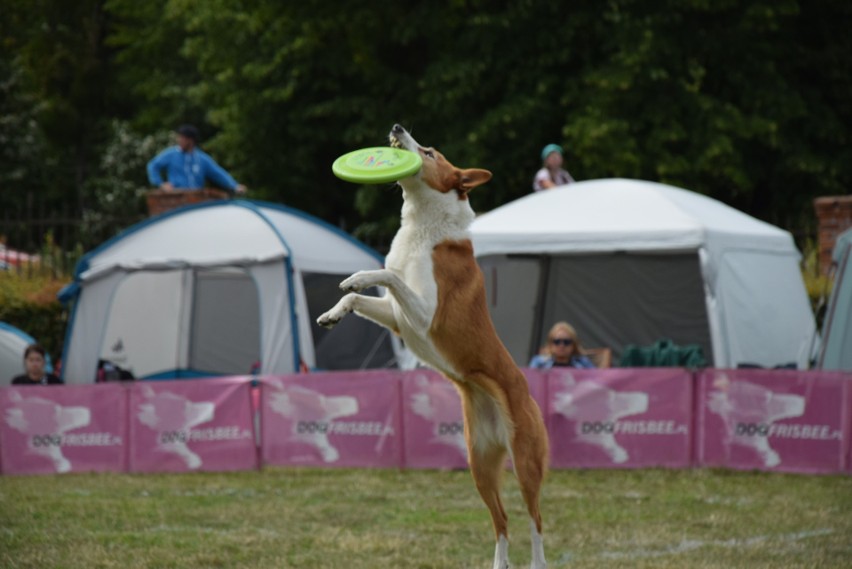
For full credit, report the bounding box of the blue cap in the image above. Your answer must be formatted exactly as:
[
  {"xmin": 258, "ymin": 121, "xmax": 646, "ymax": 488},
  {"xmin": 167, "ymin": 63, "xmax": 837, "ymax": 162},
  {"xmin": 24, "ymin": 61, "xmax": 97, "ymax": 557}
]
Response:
[{"xmin": 541, "ymin": 143, "xmax": 563, "ymax": 161}]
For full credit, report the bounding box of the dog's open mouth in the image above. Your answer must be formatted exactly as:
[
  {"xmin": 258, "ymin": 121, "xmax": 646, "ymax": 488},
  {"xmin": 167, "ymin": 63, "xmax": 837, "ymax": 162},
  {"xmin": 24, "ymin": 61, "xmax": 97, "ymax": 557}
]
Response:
[{"xmin": 388, "ymin": 134, "xmax": 403, "ymax": 149}]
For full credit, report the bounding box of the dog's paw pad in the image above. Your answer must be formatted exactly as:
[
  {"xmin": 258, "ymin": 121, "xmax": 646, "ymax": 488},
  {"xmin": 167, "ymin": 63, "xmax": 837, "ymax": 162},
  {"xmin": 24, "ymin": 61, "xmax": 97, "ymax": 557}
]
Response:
[
  {"xmin": 316, "ymin": 315, "xmax": 339, "ymax": 328},
  {"xmin": 317, "ymin": 305, "xmax": 352, "ymax": 328},
  {"xmin": 339, "ymin": 277, "xmax": 363, "ymax": 292}
]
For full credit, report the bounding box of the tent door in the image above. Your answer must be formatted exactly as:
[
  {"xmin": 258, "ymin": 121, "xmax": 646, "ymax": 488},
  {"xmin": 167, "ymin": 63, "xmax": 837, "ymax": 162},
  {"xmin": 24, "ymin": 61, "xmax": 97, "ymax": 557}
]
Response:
[
  {"xmin": 189, "ymin": 268, "xmax": 261, "ymax": 375},
  {"xmin": 98, "ymin": 271, "xmax": 186, "ymax": 378},
  {"xmin": 541, "ymin": 253, "xmax": 713, "ymax": 365},
  {"xmin": 478, "ymin": 252, "xmax": 713, "ymax": 367}
]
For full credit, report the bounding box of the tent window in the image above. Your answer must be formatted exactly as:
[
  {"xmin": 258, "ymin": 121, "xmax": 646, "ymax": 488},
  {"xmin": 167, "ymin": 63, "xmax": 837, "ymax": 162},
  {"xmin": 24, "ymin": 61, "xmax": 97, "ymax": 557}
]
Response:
[
  {"xmin": 303, "ymin": 273, "xmax": 396, "ymax": 370},
  {"xmin": 189, "ymin": 268, "xmax": 261, "ymax": 375}
]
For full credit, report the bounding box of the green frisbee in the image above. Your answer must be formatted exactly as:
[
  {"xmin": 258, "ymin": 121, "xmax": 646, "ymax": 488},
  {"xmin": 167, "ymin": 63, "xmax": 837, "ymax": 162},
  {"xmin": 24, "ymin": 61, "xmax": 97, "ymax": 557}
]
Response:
[{"xmin": 332, "ymin": 147, "xmax": 422, "ymax": 184}]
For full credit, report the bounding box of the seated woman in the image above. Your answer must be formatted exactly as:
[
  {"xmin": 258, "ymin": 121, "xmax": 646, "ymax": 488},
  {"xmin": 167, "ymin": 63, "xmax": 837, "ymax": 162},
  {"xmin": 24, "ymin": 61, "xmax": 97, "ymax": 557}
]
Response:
[{"xmin": 528, "ymin": 321, "xmax": 596, "ymax": 369}]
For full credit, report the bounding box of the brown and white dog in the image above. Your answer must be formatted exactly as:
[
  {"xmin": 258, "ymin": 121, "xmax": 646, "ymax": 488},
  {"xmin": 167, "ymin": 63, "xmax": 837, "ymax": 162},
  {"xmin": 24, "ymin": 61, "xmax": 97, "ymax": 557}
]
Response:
[{"xmin": 318, "ymin": 124, "xmax": 549, "ymax": 569}]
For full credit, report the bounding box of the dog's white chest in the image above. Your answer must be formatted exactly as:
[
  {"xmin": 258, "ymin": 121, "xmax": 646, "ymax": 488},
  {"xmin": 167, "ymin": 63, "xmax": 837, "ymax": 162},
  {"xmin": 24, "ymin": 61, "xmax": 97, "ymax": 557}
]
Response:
[{"xmin": 385, "ymin": 233, "xmax": 456, "ymax": 375}]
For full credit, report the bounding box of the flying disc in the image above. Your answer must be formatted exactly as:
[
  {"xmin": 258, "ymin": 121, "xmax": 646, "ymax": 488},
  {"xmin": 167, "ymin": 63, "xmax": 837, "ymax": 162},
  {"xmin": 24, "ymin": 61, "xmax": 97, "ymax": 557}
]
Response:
[{"xmin": 332, "ymin": 147, "xmax": 422, "ymax": 184}]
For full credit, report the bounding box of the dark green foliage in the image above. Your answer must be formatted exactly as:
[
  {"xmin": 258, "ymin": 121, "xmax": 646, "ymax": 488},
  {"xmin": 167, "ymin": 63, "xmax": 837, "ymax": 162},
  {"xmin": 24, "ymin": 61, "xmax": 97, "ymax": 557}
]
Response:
[
  {"xmin": 2, "ymin": 0, "xmax": 850, "ymax": 251},
  {"xmin": 0, "ymin": 301, "xmax": 67, "ymax": 364}
]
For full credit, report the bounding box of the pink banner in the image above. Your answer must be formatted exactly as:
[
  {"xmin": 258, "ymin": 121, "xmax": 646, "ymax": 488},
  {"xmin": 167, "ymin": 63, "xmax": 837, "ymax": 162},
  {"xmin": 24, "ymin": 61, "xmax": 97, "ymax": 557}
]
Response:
[
  {"xmin": 0, "ymin": 384, "xmax": 127, "ymax": 475},
  {"xmin": 128, "ymin": 377, "xmax": 257, "ymax": 473},
  {"xmin": 4, "ymin": 370, "xmax": 848, "ymax": 477},
  {"xmin": 847, "ymin": 379, "xmax": 852, "ymax": 475},
  {"xmin": 524, "ymin": 368, "xmax": 549, "ymax": 415},
  {"xmin": 401, "ymin": 370, "xmax": 467, "ymax": 469},
  {"xmin": 697, "ymin": 370, "xmax": 848, "ymax": 474},
  {"xmin": 260, "ymin": 372, "xmax": 402, "ymax": 468},
  {"xmin": 401, "ymin": 369, "xmax": 548, "ymax": 470},
  {"xmin": 547, "ymin": 368, "xmax": 693, "ymax": 469}
]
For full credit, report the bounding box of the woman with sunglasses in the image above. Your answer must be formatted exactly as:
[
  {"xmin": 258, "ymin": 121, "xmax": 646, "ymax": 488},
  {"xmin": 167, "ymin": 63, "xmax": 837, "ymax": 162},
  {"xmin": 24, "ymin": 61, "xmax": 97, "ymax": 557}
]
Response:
[{"xmin": 528, "ymin": 322, "xmax": 595, "ymax": 369}]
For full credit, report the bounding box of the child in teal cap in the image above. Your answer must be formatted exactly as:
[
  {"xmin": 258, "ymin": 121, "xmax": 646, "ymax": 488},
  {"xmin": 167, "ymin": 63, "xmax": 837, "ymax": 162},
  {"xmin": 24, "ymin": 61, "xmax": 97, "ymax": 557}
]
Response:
[{"xmin": 533, "ymin": 143, "xmax": 575, "ymax": 191}]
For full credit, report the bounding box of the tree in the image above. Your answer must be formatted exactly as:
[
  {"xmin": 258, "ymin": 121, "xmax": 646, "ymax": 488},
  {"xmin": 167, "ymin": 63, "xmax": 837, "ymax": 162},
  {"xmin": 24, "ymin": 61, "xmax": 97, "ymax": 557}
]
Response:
[
  {"xmin": 5, "ymin": 0, "xmax": 849, "ymax": 253},
  {"xmin": 560, "ymin": 0, "xmax": 852, "ymax": 235},
  {"xmin": 1, "ymin": 0, "xmax": 124, "ymax": 249}
]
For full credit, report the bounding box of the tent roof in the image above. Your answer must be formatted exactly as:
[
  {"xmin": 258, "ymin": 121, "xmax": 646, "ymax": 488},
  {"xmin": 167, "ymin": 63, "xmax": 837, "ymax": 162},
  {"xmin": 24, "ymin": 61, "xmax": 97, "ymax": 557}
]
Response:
[
  {"xmin": 471, "ymin": 178, "xmax": 796, "ymax": 257},
  {"xmin": 73, "ymin": 200, "xmax": 383, "ymax": 283}
]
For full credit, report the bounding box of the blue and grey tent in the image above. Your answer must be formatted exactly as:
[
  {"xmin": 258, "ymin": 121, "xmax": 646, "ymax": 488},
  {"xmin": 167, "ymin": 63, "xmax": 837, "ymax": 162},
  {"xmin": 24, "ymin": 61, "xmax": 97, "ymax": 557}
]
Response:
[{"xmin": 59, "ymin": 200, "xmax": 401, "ymax": 383}]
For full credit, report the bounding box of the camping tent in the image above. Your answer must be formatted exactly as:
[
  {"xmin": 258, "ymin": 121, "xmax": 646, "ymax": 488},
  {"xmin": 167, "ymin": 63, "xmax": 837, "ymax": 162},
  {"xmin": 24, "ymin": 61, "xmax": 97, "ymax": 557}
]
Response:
[
  {"xmin": 59, "ymin": 200, "xmax": 400, "ymax": 383},
  {"xmin": 817, "ymin": 227, "xmax": 852, "ymax": 371},
  {"xmin": 1, "ymin": 322, "xmax": 53, "ymax": 382},
  {"xmin": 470, "ymin": 178, "xmax": 816, "ymax": 369}
]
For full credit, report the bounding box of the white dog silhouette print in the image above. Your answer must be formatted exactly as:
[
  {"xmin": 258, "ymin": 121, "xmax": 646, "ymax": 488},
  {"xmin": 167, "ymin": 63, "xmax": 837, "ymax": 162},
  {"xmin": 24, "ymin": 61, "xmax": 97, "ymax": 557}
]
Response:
[
  {"xmin": 5, "ymin": 391, "xmax": 91, "ymax": 473},
  {"xmin": 137, "ymin": 388, "xmax": 215, "ymax": 469},
  {"xmin": 268, "ymin": 384, "xmax": 358, "ymax": 463},
  {"xmin": 552, "ymin": 376, "xmax": 649, "ymax": 464},
  {"xmin": 707, "ymin": 377, "xmax": 805, "ymax": 468},
  {"xmin": 409, "ymin": 374, "xmax": 467, "ymax": 459}
]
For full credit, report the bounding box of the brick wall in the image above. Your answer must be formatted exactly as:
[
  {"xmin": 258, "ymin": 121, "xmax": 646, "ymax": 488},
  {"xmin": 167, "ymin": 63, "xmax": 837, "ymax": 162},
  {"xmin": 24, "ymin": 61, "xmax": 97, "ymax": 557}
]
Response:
[
  {"xmin": 814, "ymin": 195, "xmax": 852, "ymax": 274},
  {"xmin": 146, "ymin": 188, "xmax": 230, "ymax": 217}
]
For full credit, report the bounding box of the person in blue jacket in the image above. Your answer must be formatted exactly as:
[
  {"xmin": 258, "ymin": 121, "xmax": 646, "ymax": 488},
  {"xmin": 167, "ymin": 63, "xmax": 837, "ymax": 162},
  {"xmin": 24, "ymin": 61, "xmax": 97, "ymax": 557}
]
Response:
[{"xmin": 147, "ymin": 124, "xmax": 247, "ymax": 194}]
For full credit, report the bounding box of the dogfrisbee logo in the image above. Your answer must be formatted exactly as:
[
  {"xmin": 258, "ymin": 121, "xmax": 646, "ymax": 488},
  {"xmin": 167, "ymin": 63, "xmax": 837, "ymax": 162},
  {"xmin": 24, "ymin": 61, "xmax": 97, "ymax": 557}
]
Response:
[
  {"xmin": 409, "ymin": 373, "xmax": 467, "ymax": 459},
  {"xmin": 268, "ymin": 383, "xmax": 360, "ymax": 463},
  {"xmin": 129, "ymin": 380, "xmax": 257, "ymax": 473},
  {"xmin": 552, "ymin": 375, "xmax": 650, "ymax": 464},
  {"xmin": 4, "ymin": 391, "xmax": 92, "ymax": 473},
  {"xmin": 706, "ymin": 375, "xmax": 841, "ymax": 469},
  {"xmin": 262, "ymin": 374, "xmax": 401, "ymax": 468},
  {"xmin": 137, "ymin": 387, "xmax": 217, "ymax": 469}
]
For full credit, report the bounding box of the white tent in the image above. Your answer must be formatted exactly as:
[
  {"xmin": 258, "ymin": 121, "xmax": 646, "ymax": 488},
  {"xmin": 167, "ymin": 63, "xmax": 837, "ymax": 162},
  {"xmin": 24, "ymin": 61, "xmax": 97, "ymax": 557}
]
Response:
[
  {"xmin": 1, "ymin": 322, "xmax": 53, "ymax": 383},
  {"xmin": 470, "ymin": 179, "xmax": 816, "ymax": 369},
  {"xmin": 817, "ymin": 227, "xmax": 852, "ymax": 371},
  {"xmin": 59, "ymin": 200, "xmax": 399, "ymax": 383}
]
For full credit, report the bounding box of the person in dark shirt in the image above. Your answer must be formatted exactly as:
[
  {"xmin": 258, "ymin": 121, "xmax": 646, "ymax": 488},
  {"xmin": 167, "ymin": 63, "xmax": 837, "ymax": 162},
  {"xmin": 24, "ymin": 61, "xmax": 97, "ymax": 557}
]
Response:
[{"xmin": 10, "ymin": 344, "xmax": 63, "ymax": 385}]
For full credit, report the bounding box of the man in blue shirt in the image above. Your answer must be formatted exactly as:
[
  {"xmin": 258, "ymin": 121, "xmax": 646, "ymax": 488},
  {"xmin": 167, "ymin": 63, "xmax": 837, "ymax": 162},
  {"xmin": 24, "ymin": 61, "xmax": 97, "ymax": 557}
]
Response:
[{"xmin": 147, "ymin": 125, "xmax": 247, "ymax": 194}]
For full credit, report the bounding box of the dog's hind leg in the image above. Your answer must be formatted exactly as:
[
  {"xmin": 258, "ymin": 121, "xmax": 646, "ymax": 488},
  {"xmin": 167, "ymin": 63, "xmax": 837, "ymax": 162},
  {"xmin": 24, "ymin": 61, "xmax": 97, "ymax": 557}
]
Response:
[
  {"xmin": 468, "ymin": 443, "xmax": 511, "ymax": 569},
  {"xmin": 511, "ymin": 402, "xmax": 549, "ymax": 569},
  {"xmin": 528, "ymin": 518, "xmax": 546, "ymax": 569}
]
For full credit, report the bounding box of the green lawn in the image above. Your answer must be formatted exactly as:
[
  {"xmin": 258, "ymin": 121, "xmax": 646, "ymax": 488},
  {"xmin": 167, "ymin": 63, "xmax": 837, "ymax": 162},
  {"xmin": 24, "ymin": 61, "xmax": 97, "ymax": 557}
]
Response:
[{"xmin": 1, "ymin": 467, "xmax": 850, "ymax": 568}]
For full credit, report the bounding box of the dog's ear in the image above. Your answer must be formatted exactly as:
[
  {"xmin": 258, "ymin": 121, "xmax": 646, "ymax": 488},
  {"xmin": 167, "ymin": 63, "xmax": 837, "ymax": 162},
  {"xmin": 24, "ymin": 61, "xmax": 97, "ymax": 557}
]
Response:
[{"xmin": 456, "ymin": 168, "xmax": 492, "ymax": 193}]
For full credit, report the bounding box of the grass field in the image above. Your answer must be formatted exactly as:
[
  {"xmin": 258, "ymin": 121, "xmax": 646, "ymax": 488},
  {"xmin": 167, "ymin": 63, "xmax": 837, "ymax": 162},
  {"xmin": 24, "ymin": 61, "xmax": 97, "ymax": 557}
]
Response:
[{"xmin": 1, "ymin": 467, "xmax": 850, "ymax": 568}]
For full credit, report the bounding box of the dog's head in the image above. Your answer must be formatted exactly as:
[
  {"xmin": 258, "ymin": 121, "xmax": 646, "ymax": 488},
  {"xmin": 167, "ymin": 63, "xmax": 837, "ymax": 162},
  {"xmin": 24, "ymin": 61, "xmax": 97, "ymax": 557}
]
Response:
[{"xmin": 388, "ymin": 124, "xmax": 491, "ymax": 200}]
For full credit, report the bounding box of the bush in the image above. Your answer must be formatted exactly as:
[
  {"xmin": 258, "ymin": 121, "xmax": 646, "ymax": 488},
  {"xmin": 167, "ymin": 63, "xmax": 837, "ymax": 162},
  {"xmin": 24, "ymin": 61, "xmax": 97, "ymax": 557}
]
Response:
[
  {"xmin": 799, "ymin": 239, "xmax": 833, "ymax": 329},
  {"xmin": 0, "ymin": 271, "xmax": 70, "ymax": 364}
]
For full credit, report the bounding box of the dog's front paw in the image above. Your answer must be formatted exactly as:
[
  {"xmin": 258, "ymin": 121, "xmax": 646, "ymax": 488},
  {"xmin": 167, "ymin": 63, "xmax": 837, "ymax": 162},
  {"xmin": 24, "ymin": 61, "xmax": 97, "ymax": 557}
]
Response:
[
  {"xmin": 317, "ymin": 307, "xmax": 349, "ymax": 328},
  {"xmin": 340, "ymin": 270, "xmax": 385, "ymax": 293}
]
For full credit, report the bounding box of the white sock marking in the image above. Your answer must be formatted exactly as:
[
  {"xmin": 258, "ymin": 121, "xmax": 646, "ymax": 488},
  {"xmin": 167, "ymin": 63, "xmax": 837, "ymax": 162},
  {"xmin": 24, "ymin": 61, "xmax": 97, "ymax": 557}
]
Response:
[
  {"xmin": 492, "ymin": 534, "xmax": 509, "ymax": 569},
  {"xmin": 530, "ymin": 518, "xmax": 547, "ymax": 569}
]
